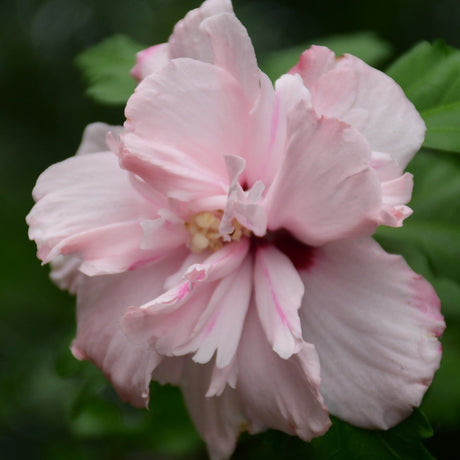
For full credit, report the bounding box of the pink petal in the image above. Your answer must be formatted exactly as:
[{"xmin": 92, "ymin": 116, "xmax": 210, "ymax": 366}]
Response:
[
  {"xmin": 370, "ymin": 151, "xmax": 405, "ymax": 182},
  {"xmin": 292, "ymin": 46, "xmax": 426, "ymax": 169},
  {"xmin": 200, "ymin": 12, "xmax": 260, "ymax": 103},
  {"xmin": 264, "ymin": 75, "xmax": 382, "ymax": 245},
  {"xmin": 121, "ymin": 58, "xmax": 251, "ymax": 200},
  {"xmin": 289, "ymin": 45, "xmax": 336, "ymax": 89},
  {"xmin": 299, "ymin": 237, "xmax": 444, "ymax": 429},
  {"xmin": 71, "ymin": 252, "xmax": 186, "ymax": 407},
  {"xmin": 206, "ymin": 358, "xmax": 238, "ymax": 397},
  {"xmin": 245, "ymin": 72, "xmax": 312, "ymax": 189},
  {"xmin": 245, "ymin": 72, "xmax": 285, "ymax": 187},
  {"xmin": 254, "ymin": 244, "xmax": 304, "ymax": 359},
  {"xmin": 122, "ymin": 240, "xmax": 250, "ymax": 358},
  {"xmin": 378, "ymin": 173, "xmax": 414, "ymax": 227},
  {"xmin": 237, "ymin": 308, "xmax": 331, "ymax": 440},
  {"xmin": 169, "ymin": 0, "xmax": 233, "ymax": 63},
  {"xmin": 130, "ymin": 43, "xmax": 170, "ymax": 81},
  {"xmin": 176, "ymin": 255, "xmax": 253, "ymax": 368},
  {"xmin": 181, "ymin": 359, "xmax": 245, "ymax": 460},
  {"xmin": 119, "ymin": 134, "xmax": 227, "ymax": 202},
  {"xmin": 27, "ymin": 152, "xmax": 181, "ymax": 275}
]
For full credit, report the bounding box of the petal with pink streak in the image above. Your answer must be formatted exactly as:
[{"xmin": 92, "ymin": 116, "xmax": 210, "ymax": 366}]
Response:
[
  {"xmin": 264, "ymin": 75, "xmax": 382, "ymax": 246},
  {"xmin": 176, "ymin": 255, "xmax": 252, "ymax": 368},
  {"xmin": 122, "ymin": 58, "xmax": 251, "ymax": 198},
  {"xmin": 291, "ymin": 46, "xmax": 426, "ymax": 169},
  {"xmin": 71, "ymin": 252, "xmax": 186, "ymax": 407},
  {"xmin": 254, "ymin": 244, "xmax": 304, "ymax": 359},
  {"xmin": 131, "ymin": 43, "xmax": 170, "ymax": 81},
  {"xmin": 122, "ymin": 240, "xmax": 250, "ymax": 357},
  {"xmin": 27, "ymin": 152, "xmax": 182, "ymax": 275},
  {"xmin": 181, "ymin": 359, "xmax": 245, "ymax": 460},
  {"xmin": 237, "ymin": 308, "xmax": 331, "ymax": 441},
  {"xmin": 299, "ymin": 237, "xmax": 444, "ymax": 429}
]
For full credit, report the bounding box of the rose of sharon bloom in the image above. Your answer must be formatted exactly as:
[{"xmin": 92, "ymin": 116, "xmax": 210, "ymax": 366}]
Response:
[{"xmin": 27, "ymin": 0, "xmax": 444, "ymax": 458}]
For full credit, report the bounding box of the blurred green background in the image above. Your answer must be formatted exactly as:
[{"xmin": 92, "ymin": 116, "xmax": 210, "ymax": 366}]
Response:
[{"xmin": 1, "ymin": 0, "xmax": 460, "ymax": 459}]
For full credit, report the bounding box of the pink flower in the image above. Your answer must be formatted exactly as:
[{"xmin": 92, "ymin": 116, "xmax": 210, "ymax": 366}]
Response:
[{"xmin": 27, "ymin": 0, "xmax": 444, "ymax": 458}]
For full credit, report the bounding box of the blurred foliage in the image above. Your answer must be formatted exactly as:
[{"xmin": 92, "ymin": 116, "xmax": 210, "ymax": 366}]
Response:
[
  {"xmin": 387, "ymin": 41, "xmax": 460, "ymax": 153},
  {"xmin": 75, "ymin": 35, "xmax": 144, "ymax": 105},
  {"xmin": 262, "ymin": 31, "xmax": 393, "ymax": 81},
  {"xmin": 1, "ymin": 0, "xmax": 460, "ymax": 459}
]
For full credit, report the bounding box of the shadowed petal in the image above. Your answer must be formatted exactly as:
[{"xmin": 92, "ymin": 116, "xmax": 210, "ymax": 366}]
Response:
[
  {"xmin": 181, "ymin": 359, "xmax": 245, "ymax": 460},
  {"xmin": 237, "ymin": 308, "xmax": 331, "ymax": 440},
  {"xmin": 71, "ymin": 252, "xmax": 186, "ymax": 407}
]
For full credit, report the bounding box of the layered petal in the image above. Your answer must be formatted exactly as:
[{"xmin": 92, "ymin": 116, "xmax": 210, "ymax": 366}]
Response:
[
  {"xmin": 237, "ymin": 308, "xmax": 331, "ymax": 440},
  {"xmin": 291, "ymin": 46, "xmax": 426, "ymax": 169},
  {"xmin": 176, "ymin": 255, "xmax": 252, "ymax": 368},
  {"xmin": 122, "ymin": 239, "xmax": 250, "ymax": 362},
  {"xmin": 27, "ymin": 151, "xmax": 184, "ymax": 275},
  {"xmin": 121, "ymin": 58, "xmax": 251, "ymax": 201},
  {"xmin": 71, "ymin": 252, "xmax": 186, "ymax": 407},
  {"xmin": 254, "ymin": 244, "xmax": 304, "ymax": 359},
  {"xmin": 199, "ymin": 12, "xmax": 260, "ymax": 103},
  {"xmin": 264, "ymin": 74, "xmax": 382, "ymax": 245},
  {"xmin": 299, "ymin": 237, "xmax": 444, "ymax": 429}
]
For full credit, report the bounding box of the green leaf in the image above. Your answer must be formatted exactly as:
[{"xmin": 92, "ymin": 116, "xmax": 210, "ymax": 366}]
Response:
[
  {"xmin": 386, "ymin": 41, "xmax": 460, "ymax": 153},
  {"xmin": 261, "ymin": 31, "xmax": 392, "ymax": 81},
  {"xmin": 76, "ymin": 35, "xmax": 145, "ymax": 105},
  {"xmin": 238, "ymin": 410, "xmax": 434, "ymax": 460},
  {"xmin": 309, "ymin": 411, "xmax": 434, "ymax": 460}
]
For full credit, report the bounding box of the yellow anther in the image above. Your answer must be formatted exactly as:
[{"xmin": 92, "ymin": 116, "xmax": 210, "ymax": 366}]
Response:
[{"xmin": 185, "ymin": 211, "xmax": 250, "ymax": 253}]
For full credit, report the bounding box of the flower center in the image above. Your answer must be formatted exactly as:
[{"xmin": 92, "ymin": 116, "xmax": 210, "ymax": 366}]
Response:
[{"xmin": 185, "ymin": 211, "xmax": 251, "ymax": 253}]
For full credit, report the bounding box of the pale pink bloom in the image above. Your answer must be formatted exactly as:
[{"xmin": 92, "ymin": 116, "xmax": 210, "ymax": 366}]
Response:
[{"xmin": 27, "ymin": 1, "xmax": 444, "ymax": 459}]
